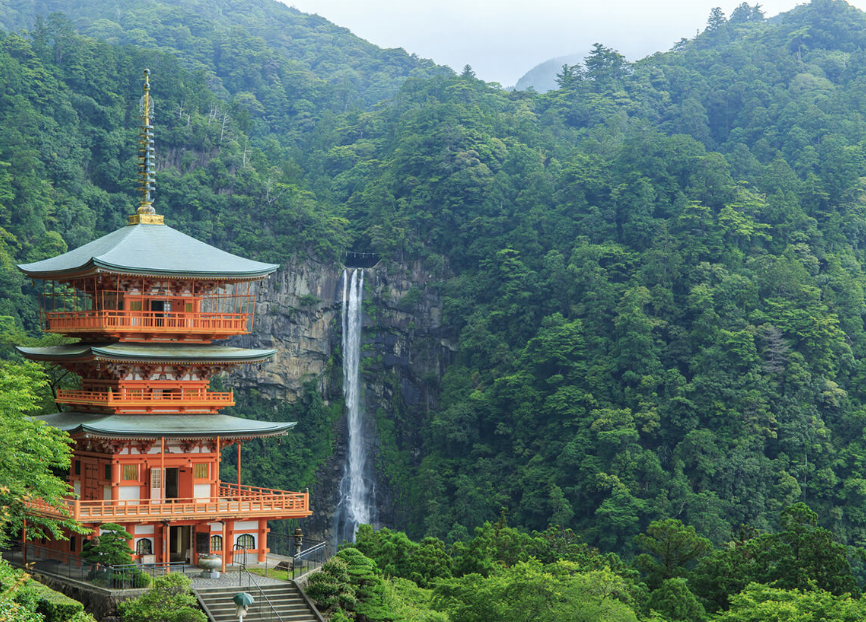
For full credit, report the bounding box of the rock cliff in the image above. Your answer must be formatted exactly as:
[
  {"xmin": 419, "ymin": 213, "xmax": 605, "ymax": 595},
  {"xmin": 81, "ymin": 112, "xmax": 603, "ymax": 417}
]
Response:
[{"xmin": 228, "ymin": 257, "xmax": 455, "ymax": 537}]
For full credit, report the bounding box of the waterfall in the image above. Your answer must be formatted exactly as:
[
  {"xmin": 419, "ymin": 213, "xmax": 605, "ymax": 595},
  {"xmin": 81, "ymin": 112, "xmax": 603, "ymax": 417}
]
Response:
[{"xmin": 334, "ymin": 268, "xmax": 374, "ymax": 543}]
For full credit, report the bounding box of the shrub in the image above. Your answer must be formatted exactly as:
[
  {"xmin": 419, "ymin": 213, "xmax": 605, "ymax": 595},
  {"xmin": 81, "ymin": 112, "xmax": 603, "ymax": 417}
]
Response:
[{"xmin": 118, "ymin": 573, "xmax": 206, "ymax": 622}]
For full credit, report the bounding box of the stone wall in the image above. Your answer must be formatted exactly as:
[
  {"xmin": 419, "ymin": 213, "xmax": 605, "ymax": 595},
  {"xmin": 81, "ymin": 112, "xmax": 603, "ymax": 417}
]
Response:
[{"xmin": 28, "ymin": 572, "xmax": 146, "ymax": 622}]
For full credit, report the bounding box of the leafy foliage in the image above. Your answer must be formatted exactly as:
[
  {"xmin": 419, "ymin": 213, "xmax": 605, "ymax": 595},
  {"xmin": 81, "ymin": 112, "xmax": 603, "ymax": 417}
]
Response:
[
  {"xmin": 0, "ymin": 361, "xmax": 79, "ymax": 547},
  {"xmin": 713, "ymin": 583, "xmax": 866, "ymax": 622},
  {"xmin": 692, "ymin": 504, "xmax": 859, "ymax": 612},
  {"xmin": 432, "ymin": 560, "xmax": 640, "ymax": 622},
  {"xmin": 306, "ymin": 556, "xmax": 358, "ymax": 613},
  {"xmin": 0, "ymin": 558, "xmax": 96, "ymax": 622},
  {"xmin": 81, "ymin": 523, "xmax": 134, "ymax": 566},
  {"xmin": 117, "ymin": 573, "xmax": 206, "ymax": 622}
]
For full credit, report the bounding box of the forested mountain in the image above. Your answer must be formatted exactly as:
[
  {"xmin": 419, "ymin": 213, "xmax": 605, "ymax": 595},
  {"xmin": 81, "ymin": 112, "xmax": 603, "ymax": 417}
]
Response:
[
  {"xmin": 0, "ymin": 0, "xmax": 449, "ymax": 107},
  {"xmin": 6, "ymin": 0, "xmax": 866, "ymax": 609},
  {"xmin": 514, "ymin": 52, "xmax": 583, "ymax": 92}
]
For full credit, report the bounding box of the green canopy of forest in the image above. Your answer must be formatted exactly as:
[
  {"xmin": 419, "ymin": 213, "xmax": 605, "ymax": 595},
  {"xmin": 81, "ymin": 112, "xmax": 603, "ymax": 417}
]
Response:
[{"xmin": 5, "ymin": 0, "xmax": 866, "ymax": 611}]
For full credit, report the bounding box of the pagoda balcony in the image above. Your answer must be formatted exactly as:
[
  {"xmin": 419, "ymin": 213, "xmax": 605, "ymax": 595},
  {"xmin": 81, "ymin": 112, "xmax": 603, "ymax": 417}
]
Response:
[
  {"xmin": 41, "ymin": 310, "xmax": 252, "ymax": 341},
  {"xmin": 25, "ymin": 482, "xmax": 310, "ymax": 524},
  {"xmin": 55, "ymin": 389, "xmax": 235, "ymax": 413}
]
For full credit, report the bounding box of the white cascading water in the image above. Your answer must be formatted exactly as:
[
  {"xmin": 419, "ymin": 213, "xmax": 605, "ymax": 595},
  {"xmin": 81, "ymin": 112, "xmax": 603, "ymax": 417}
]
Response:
[{"xmin": 334, "ymin": 268, "xmax": 373, "ymax": 542}]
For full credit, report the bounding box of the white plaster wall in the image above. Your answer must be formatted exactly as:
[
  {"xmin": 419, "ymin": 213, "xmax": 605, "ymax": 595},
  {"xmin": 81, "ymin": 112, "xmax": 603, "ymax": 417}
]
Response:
[
  {"xmin": 234, "ymin": 521, "xmax": 258, "ymax": 531},
  {"xmin": 118, "ymin": 486, "xmax": 140, "ymax": 504}
]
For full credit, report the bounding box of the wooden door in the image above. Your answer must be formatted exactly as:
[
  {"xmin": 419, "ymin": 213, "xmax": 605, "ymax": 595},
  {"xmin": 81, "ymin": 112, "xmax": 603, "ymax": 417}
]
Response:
[
  {"xmin": 84, "ymin": 463, "xmax": 98, "ymax": 500},
  {"xmin": 165, "ymin": 468, "xmax": 179, "ymax": 500}
]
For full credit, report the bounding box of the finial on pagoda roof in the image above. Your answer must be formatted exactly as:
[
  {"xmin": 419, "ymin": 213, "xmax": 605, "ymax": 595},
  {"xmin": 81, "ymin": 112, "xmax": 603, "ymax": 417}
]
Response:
[{"xmin": 130, "ymin": 69, "xmax": 164, "ymax": 225}]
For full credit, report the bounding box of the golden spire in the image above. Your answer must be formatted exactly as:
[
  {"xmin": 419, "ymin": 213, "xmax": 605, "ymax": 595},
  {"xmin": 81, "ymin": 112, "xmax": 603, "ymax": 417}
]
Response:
[{"xmin": 129, "ymin": 69, "xmax": 164, "ymax": 225}]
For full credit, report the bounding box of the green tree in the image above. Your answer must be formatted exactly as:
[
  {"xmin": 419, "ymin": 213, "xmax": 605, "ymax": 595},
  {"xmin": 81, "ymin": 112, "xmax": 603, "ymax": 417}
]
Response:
[
  {"xmin": 706, "ymin": 8, "xmax": 728, "ymax": 32},
  {"xmin": 118, "ymin": 573, "xmax": 206, "ymax": 622},
  {"xmin": 635, "ymin": 519, "xmax": 713, "ymax": 589},
  {"xmin": 0, "ymin": 361, "xmax": 79, "ymax": 547},
  {"xmin": 306, "ymin": 556, "xmax": 358, "ymax": 614},
  {"xmin": 713, "ymin": 583, "xmax": 866, "ymax": 622},
  {"xmin": 433, "ymin": 561, "xmax": 639, "ymax": 622},
  {"xmin": 648, "ymin": 578, "xmax": 706, "ymax": 622},
  {"xmin": 81, "ymin": 523, "xmax": 133, "ymax": 566}
]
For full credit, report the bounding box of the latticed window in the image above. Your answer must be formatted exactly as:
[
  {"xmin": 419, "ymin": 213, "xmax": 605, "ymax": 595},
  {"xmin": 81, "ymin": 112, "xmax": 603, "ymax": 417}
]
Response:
[
  {"xmin": 122, "ymin": 464, "xmax": 138, "ymax": 481},
  {"xmin": 211, "ymin": 535, "xmax": 223, "ymax": 551},
  {"xmin": 150, "ymin": 468, "xmax": 161, "ymax": 489},
  {"xmin": 193, "ymin": 463, "xmax": 208, "ymax": 479},
  {"xmin": 135, "ymin": 539, "xmax": 152, "ymax": 556},
  {"xmin": 236, "ymin": 534, "xmax": 255, "ymax": 550}
]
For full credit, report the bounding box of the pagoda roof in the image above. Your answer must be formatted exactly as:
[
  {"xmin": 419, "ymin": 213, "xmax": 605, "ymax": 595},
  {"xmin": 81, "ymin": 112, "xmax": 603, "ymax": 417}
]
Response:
[
  {"xmin": 35, "ymin": 412, "xmax": 295, "ymax": 440},
  {"xmin": 16, "ymin": 343, "xmax": 276, "ymax": 364},
  {"xmin": 18, "ymin": 223, "xmax": 278, "ymax": 280}
]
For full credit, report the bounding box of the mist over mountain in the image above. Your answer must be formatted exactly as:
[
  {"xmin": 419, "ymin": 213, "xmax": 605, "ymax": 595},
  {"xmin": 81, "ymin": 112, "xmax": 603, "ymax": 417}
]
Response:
[{"xmin": 513, "ymin": 52, "xmax": 583, "ymax": 92}]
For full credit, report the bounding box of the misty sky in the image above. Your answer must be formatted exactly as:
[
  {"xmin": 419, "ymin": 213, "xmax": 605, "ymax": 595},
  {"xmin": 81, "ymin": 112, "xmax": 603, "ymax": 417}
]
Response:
[{"xmin": 283, "ymin": 0, "xmax": 866, "ymax": 86}]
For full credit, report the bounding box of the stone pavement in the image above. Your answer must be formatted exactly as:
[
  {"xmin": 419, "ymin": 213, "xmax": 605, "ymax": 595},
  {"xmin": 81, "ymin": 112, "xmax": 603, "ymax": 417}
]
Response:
[
  {"xmin": 189, "ymin": 570, "xmax": 285, "ymax": 588},
  {"xmin": 186, "ymin": 553, "xmax": 294, "ymax": 588}
]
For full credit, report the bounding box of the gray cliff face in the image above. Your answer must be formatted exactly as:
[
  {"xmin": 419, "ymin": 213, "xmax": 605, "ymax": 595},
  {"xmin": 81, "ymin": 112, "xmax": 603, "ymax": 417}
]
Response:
[
  {"xmin": 228, "ymin": 258, "xmax": 455, "ymax": 536},
  {"xmin": 229, "ymin": 259, "xmax": 344, "ymax": 400}
]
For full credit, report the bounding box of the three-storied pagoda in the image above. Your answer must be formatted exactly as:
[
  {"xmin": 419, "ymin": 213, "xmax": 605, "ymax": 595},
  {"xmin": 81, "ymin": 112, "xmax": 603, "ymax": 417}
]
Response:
[{"xmin": 16, "ymin": 70, "xmax": 309, "ymax": 570}]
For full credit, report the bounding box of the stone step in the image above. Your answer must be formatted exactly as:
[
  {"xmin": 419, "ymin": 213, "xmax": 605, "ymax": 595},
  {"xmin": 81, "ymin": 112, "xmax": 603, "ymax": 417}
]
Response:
[
  {"xmin": 195, "ymin": 583, "xmax": 320, "ymax": 622},
  {"xmin": 207, "ymin": 603, "xmax": 310, "ymax": 614}
]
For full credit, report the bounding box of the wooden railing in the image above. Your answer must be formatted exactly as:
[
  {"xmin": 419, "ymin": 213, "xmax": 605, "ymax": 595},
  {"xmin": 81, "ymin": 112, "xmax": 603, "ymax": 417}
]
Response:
[
  {"xmin": 41, "ymin": 310, "xmax": 251, "ymax": 336},
  {"xmin": 56, "ymin": 389, "xmax": 234, "ymax": 409},
  {"xmin": 219, "ymin": 482, "xmax": 300, "ymax": 500},
  {"xmin": 25, "ymin": 483, "xmax": 310, "ymax": 523}
]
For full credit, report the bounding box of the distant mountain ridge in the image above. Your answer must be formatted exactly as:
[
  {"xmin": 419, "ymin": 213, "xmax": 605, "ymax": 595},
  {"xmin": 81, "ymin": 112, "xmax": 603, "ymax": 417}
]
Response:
[{"xmin": 513, "ymin": 52, "xmax": 583, "ymax": 92}]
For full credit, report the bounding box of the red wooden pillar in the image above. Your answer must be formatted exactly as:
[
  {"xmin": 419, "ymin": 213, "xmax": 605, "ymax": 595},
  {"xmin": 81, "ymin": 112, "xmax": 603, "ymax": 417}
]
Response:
[
  {"xmin": 214, "ymin": 436, "xmax": 220, "ymax": 497},
  {"xmin": 221, "ymin": 521, "xmax": 228, "ymax": 573},
  {"xmin": 160, "ymin": 436, "xmax": 165, "ymax": 503},
  {"xmin": 111, "ymin": 461, "xmax": 120, "ymax": 502},
  {"xmin": 257, "ymin": 519, "xmax": 268, "ymax": 563},
  {"xmin": 164, "ymin": 522, "xmax": 170, "ymax": 570}
]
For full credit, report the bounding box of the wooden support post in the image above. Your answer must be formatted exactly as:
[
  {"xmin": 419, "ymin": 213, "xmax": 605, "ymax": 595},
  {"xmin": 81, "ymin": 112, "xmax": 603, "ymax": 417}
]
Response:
[
  {"xmin": 111, "ymin": 461, "xmax": 120, "ymax": 502},
  {"xmin": 257, "ymin": 519, "xmax": 267, "ymax": 563},
  {"xmin": 215, "ymin": 436, "xmax": 220, "ymax": 497},
  {"xmin": 221, "ymin": 521, "xmax": 228, "ymax": 573},
  {"xmin": 165, "ymin": 522, "xmax": 170, "ymax": 571},
  {"xmin": 160, "ymin": 437, "xmax": 165, "ymax": 504},
  {"xmin": 237, "ymin": 442, "xmax": 241, "ymax": 490}
]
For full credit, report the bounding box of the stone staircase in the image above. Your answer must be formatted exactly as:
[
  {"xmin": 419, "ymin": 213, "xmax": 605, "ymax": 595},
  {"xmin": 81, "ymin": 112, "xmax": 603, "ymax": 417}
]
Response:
[{"xmin": 195, "ymin": 582, "xmax": 323, "ymax": 622}]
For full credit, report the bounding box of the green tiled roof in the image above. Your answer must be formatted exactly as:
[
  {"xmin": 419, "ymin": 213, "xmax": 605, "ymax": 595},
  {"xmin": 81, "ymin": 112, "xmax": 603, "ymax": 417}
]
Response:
[
  {"xmin": 35, "ymin": 412, "xmax": 296, "ymax": 439},
  {"xmin": 16, "ymin": 343, "xmax": 276, "ymax": 364},
  {"xmin": 18, "ymin": 224, "xmax": 278, "ymax": 279}
]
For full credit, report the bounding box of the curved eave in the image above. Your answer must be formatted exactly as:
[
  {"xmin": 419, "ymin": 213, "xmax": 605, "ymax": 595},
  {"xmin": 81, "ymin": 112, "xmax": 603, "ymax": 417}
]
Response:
[
  {"xmin": 15, "ymin": 345, "xmax": 277, "ymax": 365},
  {"xmin": 35, "ymin": 412, "xmax": 296, "ymax": 440},
  {"xmin": 18, "ymin": 259, "xmax": 278, "ymax": 281},
  {"xmin": 17, "ymin": 223, "xmax": 279, "ymax": 281}
]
